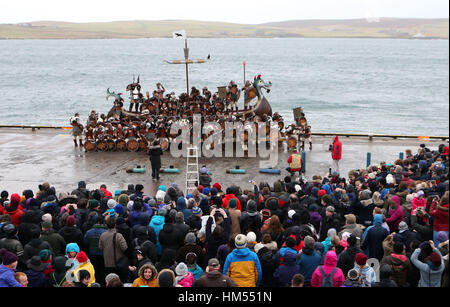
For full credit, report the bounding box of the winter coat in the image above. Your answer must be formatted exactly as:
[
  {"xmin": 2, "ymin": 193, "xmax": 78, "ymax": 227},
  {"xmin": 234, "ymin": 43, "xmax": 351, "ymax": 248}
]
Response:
[
  {"xmin": 49, "ymin": 256, "xmax": 68, "ymax": 287},
  {"xmin": 25, "ymin": 269, "xmax": 50, "ymax": 287},
  {"xmin": 148, "ymin": 146, "xmax": 163, "ymax": 170},
  {"xmin": 331, "ymin": 136, "xmax": 342, "ymax": 161},
  {"xmin": 410, "ymin": 215, "xmax": 433, "ymax": 242},
  {"xmin": 40, "ymin": 230, "xmax": 66, "ymax": 257},
  {"xmin": 386, "ymin": 204, "xmax": 404, "ymax": 233},
  {"xmin": 411, "ymin": 248, "xmax": 445, "ymax": 287},
  {"xmin": 188, "ymin": 264, "xmax": 204, "ymax": 280},
  {"xmin": 311, "ymin": 250, "xmax": 345, "ymax": 287},
  {"xmin": 223, "ymin": 247, "xmax": 262, "ymax": 287},
  {"xmin": 176, "ymin": 198, "xmax": 192, "ymax": 221},
  {"xmin": 256, "ymin": 247, "xmax": 278, "ymax": 287},
  {"xmin": 228, "ymin": 208, "xmax": 242, "ymax": 238},
  {"xmin": 98, "ymin": 229, "xmax": 128, "ymax": 268},
  {"xmin": 338, "ymin": 223, "xmax": 363, "ymax": 247},
  {"xmin": 336, "ymin": 245, "xmax": 363, "ymax": 277},
  {"xmin": 149, "ymin": 215, "xmax": 165, "ymax": 256},
  {"xmin": 132, "ymin": 263, "xmax": 158, "ymax": 287},
  {"xmin": 0, "ymin": 264, "xmax": 22, "ymax": 287},
  {"xmin": 297, "ymin": 246, "xmax": 322, "ymax": 283},
  {"xmin": 429, "ymin": 202, "xmax": 449, "ymax": 232},
  {"xmin": 273, "ymin": 252, "xmax": 301, "ymax": 287},
  {"xmin": 353, "ymin": 263, "xmax": 377, "ymax": 285},
  {"xmin": 354, "ymin": 199, "xmax": 375, "ymax": 227},
  {"xmin": 59, "ymin": 226, "xmax": 84, "ymax": 250},
  {"xmin": 5, "ymin": 207, "xmax": 24, "ymax": 227},
  {"xmin": 176, "ymin": 272, "xmax": 194, "ymax": 287},
  {"xmin": 361, "ymin": 215, "xmax": 389, "ymax": 261},
  {"xmin": 83, "ymin": 224, "xmax": 108, "ymax": 257},
  {"xmin": 319, "ymin": 213, "xmax": 341, "ymax": 242},
  {"xmin": 23, "ymin": 239, "xmax": 53, "ymax": 263},
  {"xmin": 411, "ymin": 197, "xmax": 427, "ymax": 215},
  {"xmin": 381, "ymin": 253, "xmax": 412, "ymax": 287},
  {"xmin": 176, "ymin": 244, "xmax": 205, "ymax": 269},
  {"xmin": 159, "ymin": 223, "xmax": 185, "ymax": 255},
  {"xmin": 194, "ymin": 270, "xmax": 238, "ymax": 287},
  {"xmin": 72, "ymin": 260, "xmax": 96, "ymax": 286},
  {"xmin": 205, "ymin": 217, "xmax": 230, "ymax": 261}
]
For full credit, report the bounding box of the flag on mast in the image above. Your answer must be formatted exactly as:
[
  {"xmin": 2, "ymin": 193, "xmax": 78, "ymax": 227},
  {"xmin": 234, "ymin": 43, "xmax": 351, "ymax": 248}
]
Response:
[{"xmin": 172, "ymin": 30, "xmax": 186, "ymax": 39}]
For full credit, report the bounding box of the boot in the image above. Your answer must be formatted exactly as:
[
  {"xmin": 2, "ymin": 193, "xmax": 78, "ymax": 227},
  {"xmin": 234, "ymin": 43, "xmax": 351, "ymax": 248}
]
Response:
[
  {"xmin": 79, "ymin": 139, "xmax": 83, "ymax": 147},
  {"xmin": 74, "ymin": 139, "xmax": 78, "ymax": 147},
  {"xmin": 309, "ymin": 142, "xmax": 312, "ymax": 150}
]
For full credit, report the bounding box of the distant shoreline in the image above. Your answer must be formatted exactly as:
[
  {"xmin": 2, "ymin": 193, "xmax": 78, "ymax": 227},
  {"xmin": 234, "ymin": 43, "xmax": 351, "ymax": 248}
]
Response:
[
  {"xmin": 1, "ymin": 18, "xmax": 448, "ymax": 40},
  {"xmin": 0, "ymin": 37, "xmax": 448, "ymax": 40}
]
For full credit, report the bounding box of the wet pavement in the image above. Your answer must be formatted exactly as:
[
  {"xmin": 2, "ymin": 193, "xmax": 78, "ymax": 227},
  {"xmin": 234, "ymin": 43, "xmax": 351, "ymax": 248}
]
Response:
[{"xmin": 0, "ymin": 127, "xmax": 448, "ymax": 196}]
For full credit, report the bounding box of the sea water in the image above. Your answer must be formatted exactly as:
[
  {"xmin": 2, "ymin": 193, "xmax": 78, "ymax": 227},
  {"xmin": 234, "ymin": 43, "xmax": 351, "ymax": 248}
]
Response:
[{"xmin": 0, "ymin": 38, "xmax": 448, "ymax": 136}]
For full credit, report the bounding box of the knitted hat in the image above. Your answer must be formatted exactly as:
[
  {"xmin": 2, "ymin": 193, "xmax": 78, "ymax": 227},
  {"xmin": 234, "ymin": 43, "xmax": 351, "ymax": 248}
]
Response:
[
  {"xmin": 175, "ymin": 262, "xmax": 188, "ymax": 276},
  {"xmin": 197, "ymin": 185, "xmax": 204, "ymax": 193},
  {"xmin": 192, "ymin": 206, "xmax": 202, "ymax": 215},
  {"xmin": 417, "ymin": 190, "xmax": 425, "ymax": 198},
  {"xmin": 246, "ymin": 200, "xmax": 257, "ymax": 213},
  {"xmin": 322, "ymin": 194, "xmax": 332, "ymax": 204},
  {"xmin": 213, "ymin": 183, "xmax": 222, "ymax": 191},
  {"xmin": 0, "ymin": 248, "xmax": 18, "ymax": 265},
  {"xmin": 304, "ymin": 236, "xmax": 315, "ymax": 249},
  {"xmin": 185, "ymin": 232, "xmax": 196, "ymax": 244},
  {"xmin": 76, "ymin": 251, "xmax": 88, "ymax": 263},
  {"xmin": 158, "ymin": 207, "xmax": 167, "ymax": 216},
  {"xmin": 114, "ymin": 204, "xmax": 124, "ymax": 216},
  {"xmin": 429, "ymin": 252, "xmax": 442, "ymax": 267},
  {"xmin": 66, "ymin": 215, "xmax": 76, "ymax": 226},
  {"xmin": 39, "ymin": 249, "xmax": 52, "ymax": 261},
  {"xmin": 398, "ymin": 221, "xmax": 408, "ymax": 233},
  {"xmin": 42, "ymin": 213, "xmax": 52, "ymax": 223},
  {"xmin": 355, "ymin": 253, "xmax": 368, "ymax": 266},
  {"xmin": 246, "ymin": 232, "xmax": 257, "ymax": 243},
  {"xmin": 228, "ymin": 198, "xmax": 237, "ymax": 209},
  {"xmin": 235, "ymin": 234, "xmax": 248, "ymax": 249},
  {"xmin": 114, "ymin": 189, "xmax": 121, "ymax": 196},
  {"xmin": 107, "ymin": 199, "xmax": 117, "ymax": 209},
  {"xmin": 158, "ymin": 185, "xmax": 167, "ymax": 192},
  {"xmin": 318, "ymin": 189, "xmax": 326, "ymax": 197},
  {"xmin": 200, "ymin": 167, "xmax": 208, "ymax": 174},
  {"xmin": 203, "ymin": 188, "xmax": 210, "ymax": 196},
  {"xmin": 437, "ymin": 231, "xmax": 449, "ymax": 243},
  {"xmin": 88, "ymin": 199, "xmax": 99, "ymax": 209},
  {"xmin": 186, "ymin": 194, "xmax": 194, "ymax": 200}
]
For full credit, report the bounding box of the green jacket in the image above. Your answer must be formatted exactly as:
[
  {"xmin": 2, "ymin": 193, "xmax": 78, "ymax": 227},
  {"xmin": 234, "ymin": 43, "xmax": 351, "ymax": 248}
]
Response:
[{"xmin": 41, "ymin": 230, "xmax": 66, "ymax": 257}]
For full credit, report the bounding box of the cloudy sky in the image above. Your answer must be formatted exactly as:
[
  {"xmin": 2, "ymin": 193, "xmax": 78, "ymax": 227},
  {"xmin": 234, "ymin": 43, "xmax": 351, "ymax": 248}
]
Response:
[{"xmin": 0, "ymin": 0, "xmax": 448, "ymax": 24}]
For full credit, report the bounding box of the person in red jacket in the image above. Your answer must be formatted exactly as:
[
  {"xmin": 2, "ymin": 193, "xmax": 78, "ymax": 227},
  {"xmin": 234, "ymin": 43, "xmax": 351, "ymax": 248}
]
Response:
[
  {"xmin": 5, "ymin": 194, "xmax": 24, "ymax": 227},
  {"xmin": 222, "ymin": 193, "xmax": 242, "ymax": 211},
  {"xmin": 429, "ymin": 195, "xmax": 449, "ymax": 247},
  {"xmin": 331, "ymin": 136, "xmax": 342, "ymax": 173}
]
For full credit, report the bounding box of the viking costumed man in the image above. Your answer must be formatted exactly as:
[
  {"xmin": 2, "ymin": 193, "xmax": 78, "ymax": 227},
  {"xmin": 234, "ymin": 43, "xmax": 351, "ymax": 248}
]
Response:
[
  {"xmin": 299, "ymin": 118, "xmax": 312, "ymax": 151},
  {"xmin": 227, "ymin": 80, "xmax": 240, "ymax": 113},
  {"xmin": 242, "ymin": 80, "xmax": 253, "ymax": 111},
  {"xmin": 70, "ymin": 113, "xmax": 84, "ymax": 147}
]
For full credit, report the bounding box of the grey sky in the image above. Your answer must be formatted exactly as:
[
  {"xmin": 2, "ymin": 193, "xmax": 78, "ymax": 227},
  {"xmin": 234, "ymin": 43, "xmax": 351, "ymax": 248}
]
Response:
[{"xmin": 0, "ymin": 0, "xmax": 448, "ymax": 24}]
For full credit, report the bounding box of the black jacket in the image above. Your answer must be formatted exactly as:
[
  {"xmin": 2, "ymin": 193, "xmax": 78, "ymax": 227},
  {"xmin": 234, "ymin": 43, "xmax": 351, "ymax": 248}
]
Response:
[
  {"xmin": 337, "ymin": 245, "xmax": 363, "ymax": 277},
  {"xmin": 158, "ymin": 223, "xmax": 184, "ymax": 254},
  {"xmin": 58, "ymin": 226, "xmax": 84, "ymax": 250},
  {"xmin": 148, "ymin": 146, "xmax": 163, "ymax": 169}
]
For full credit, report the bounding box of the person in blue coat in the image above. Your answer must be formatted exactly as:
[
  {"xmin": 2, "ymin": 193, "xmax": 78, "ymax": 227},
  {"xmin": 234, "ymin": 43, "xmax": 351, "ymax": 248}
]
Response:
[
  {"xmin": 296, "ymin": 236, "xmax": 322, "ymax": 286},
  {"xmin": 0, "ymin": 248, "xmax": 22, "ymax": 287},
  {"xmin": 149, "ymin": 208, "xmax": 167, "ymax": 256},
  {"xmin": 176, "ymin": 197, "xmax": 192, "ymax": 221},
  {"xmin": 273, "ymin": 252, "xmax": 301, "ymax": 287},
  {"xmin": 361, "ymin": 214, "xmax": 389, "ymax": 261}
]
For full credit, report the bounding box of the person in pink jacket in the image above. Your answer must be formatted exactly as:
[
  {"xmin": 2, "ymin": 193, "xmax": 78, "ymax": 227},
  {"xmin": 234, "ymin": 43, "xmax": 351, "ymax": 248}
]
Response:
[
  {"xmin": 411, "ymin": 190, "xmax": 426, "ymax": 215},
  {"xmin": 175, "ymin": 262, "xmax": 194, "ymax": 287},
  {"xmin": 311, "ymin": 250, "xmax": 345, "ymax": 287},
  {"xmin": 386, "ymin": 196, "xmax": 404, "ymax": 233}
]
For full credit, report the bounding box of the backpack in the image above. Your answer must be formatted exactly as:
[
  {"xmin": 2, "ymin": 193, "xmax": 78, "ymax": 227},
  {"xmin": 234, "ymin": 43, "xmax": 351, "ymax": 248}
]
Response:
[{"xmin": 319, "ymin": 266, "xmax": 337, "ymax": 287}]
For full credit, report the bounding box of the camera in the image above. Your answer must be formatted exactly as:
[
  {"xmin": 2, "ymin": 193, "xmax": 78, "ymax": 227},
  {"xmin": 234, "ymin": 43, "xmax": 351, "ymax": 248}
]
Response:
[{"xmin": 328, "ymin": 144, "xmax": 333, "ymax": 151}]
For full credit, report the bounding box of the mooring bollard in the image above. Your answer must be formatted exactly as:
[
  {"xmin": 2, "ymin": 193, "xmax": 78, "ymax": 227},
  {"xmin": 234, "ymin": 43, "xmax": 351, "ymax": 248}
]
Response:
[
  {"xmin": 302, "ymin": 151, "xmax": 306, "ymax": 173},
  {"xmin": 399, "ymin": 152, "xmax": 404, "ymax": 160},
  {"xmin": 367, "ymin": 152, "xmax": 371, "ymax": 168}
]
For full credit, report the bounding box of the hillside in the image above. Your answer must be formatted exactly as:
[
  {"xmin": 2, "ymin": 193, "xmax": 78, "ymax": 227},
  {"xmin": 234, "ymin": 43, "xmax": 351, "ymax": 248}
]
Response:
[{"xmin": 0, "ymin": 18, "xmax": 448, "ymax": 39}]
